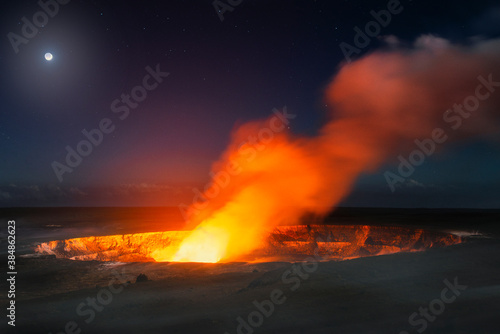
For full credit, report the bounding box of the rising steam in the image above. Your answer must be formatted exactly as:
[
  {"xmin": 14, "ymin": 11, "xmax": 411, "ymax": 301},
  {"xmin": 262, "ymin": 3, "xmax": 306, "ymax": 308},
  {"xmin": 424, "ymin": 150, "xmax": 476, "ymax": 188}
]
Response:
[{"xmin": 173, "ymin": 36, "xmax": 500, "ymax": 262}]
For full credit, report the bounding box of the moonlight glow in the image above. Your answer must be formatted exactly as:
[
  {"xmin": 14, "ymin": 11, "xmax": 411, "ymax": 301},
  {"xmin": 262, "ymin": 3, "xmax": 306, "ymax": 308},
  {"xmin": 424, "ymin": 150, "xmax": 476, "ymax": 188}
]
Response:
[{"xmin": 44, "ymin": 53, "xmax": 53, "ymax": 61}]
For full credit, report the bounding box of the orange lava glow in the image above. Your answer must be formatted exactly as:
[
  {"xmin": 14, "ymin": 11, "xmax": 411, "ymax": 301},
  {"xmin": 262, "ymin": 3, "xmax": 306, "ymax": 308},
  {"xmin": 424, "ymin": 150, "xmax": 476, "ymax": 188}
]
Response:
[
  {"xmin": 35, "ymin": 40, "xmax": 500, "ymax": 264},
  {"xmin": 35, "ymin": 225, "xmax": 462, "ymax": 263},
  {"xmin": 157, "ymin": 224, "xmax": 229, "ymax": 263},
  {"xmin": 169, "ymin": 40, "xmax": 500, "ymax": 263}
]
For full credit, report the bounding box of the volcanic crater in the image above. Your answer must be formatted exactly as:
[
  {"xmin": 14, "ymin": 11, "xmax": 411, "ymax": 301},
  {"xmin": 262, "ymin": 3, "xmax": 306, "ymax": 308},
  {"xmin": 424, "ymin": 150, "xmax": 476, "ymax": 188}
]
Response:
[{"xmin": 35, "ymin": 224, "xmax": 461, "ymax": 263}]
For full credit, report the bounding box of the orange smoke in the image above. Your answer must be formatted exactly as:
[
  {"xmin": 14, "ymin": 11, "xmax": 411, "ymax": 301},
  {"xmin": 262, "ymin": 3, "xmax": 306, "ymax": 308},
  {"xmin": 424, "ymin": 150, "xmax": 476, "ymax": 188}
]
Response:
[{"xmin": 173, "ymin": 36, "xmax": 500, "ymax": 263}]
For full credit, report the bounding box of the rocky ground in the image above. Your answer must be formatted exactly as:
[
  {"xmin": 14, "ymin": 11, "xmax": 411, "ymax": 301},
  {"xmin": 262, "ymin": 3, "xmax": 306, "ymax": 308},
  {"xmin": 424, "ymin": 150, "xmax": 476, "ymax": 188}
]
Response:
[
  {"xmin": 1, "ymin": 208, "xmax": 499, "ymax": 334},
  {"xmin": 1, "ymin": 234, "xmax": 499, "ymax": 334}
]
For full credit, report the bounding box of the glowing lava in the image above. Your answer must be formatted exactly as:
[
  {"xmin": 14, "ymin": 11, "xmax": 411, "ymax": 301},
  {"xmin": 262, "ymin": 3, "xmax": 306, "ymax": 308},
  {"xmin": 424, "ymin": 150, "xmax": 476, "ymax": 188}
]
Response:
[
  {"xmin": 159, "ymin": 225, "xmax": 229, "ymax": 263},
  {"xmin": 35, "ymin": 225, "xmax": 462, "ymax": 263},
  {"xmin": 34, "ymin": 38, "xmax": 499, "ymax": 266}
]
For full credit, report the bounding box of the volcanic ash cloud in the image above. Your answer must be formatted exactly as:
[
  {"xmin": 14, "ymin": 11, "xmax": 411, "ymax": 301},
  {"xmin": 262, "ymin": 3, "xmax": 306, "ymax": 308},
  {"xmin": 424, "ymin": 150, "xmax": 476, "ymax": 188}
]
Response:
[{"xmin": 177, "ymin": 36, "xmax": 500, "ymax": 262}]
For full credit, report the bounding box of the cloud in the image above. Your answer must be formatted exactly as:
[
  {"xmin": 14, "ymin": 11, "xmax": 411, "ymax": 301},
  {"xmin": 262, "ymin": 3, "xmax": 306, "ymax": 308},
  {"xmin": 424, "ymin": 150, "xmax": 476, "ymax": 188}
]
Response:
[
  {"xmin": 414, "ymin": 35, "xmax": 451, "ymax": 51},
  {"xmin": 0, "ymin": 184, "xmax": 67, "ymax": 202},
  {"xmin": 0, "ymin": 183, "xmax": 185, "ymax": 206},
  {"xmin": 69, "ymin": 187, "xmax": 87, "ymax": 197},
  {"xmin": 178, "ymin": 35, "xmax": 500, "ymax": 249},
  {"xmin": 0, "ymin": 190, "xmax": 12, "ymax": 200},
  {"xmin": 404, "ymin": 179, "xmax": 426, "ymax": 189}
]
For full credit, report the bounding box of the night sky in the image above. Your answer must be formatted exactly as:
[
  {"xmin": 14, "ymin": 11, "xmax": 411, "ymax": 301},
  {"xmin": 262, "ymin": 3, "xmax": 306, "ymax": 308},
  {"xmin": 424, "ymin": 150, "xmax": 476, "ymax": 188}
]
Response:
[{"xmin": 1, "ymin": 0, "xmax": 499, "ymax": 208}]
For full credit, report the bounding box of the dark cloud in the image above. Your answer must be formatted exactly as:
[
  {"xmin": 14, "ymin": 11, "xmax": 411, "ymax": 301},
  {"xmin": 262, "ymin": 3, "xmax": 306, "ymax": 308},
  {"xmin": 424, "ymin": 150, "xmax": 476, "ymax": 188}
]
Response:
[{"xmin": 0, "ymin": 183, "xmax": 190, "ymax": 207}]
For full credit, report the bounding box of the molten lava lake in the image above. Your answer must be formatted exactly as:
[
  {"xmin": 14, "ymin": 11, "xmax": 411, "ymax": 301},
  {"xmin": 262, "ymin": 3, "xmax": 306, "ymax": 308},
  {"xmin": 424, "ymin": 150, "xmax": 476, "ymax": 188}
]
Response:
[{"xmin": 35, "ymin": 225, "xmax": 461, "ymax": 263}]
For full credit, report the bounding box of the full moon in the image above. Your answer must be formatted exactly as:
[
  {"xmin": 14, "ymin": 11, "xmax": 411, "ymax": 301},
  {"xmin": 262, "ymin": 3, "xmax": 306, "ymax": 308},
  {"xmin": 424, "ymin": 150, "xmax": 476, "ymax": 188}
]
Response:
[{"xmin": 44, "ymin": 53, "xmax": 53, "ymax": 61}]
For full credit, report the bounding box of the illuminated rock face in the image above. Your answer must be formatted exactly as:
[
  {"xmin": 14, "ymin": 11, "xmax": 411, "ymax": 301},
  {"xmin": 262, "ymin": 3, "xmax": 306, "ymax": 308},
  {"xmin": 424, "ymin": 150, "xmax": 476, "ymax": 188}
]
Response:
[
  {"xmin": 34, "ymin": 225, "xmax": 461, "ymax": 263},
  {"xmin": 35, "ymin": 231, "xmax": 190, "ymax": 262},
  {"xmin": 259, "ymin": 225, "xmax": 461, "ymax": 261}
]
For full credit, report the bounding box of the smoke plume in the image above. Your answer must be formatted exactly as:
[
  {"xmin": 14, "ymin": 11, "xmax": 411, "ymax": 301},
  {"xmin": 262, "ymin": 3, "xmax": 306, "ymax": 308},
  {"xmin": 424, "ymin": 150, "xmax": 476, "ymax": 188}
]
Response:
[{"xmin": 177, "ymin": 36, "xmax": 500, "ymax": 262}]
